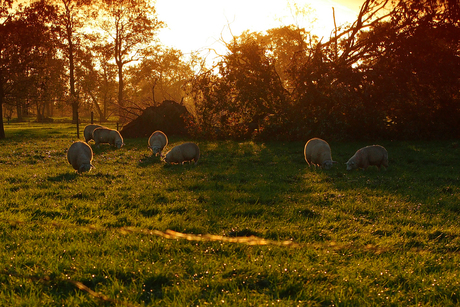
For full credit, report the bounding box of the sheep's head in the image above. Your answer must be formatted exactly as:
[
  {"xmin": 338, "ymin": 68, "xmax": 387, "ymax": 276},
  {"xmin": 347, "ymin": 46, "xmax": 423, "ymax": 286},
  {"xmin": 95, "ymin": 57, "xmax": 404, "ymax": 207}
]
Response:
[
  {"xmin": 78, "ymin": 163, "xmax": 94, "ymax": 174},
  {"xmin": 323, "ymin": 161, "xmax": 331, "ymax": 170},
  {"xmin": 151, "ymin": 146, "xmax": 162, "ymax": 155},
  {"xmin": 322, "ymin": 160, "xmax": 337, "ymax": 170},
  {"xmin": 116, "ymin": 141, "xmax": 124, "ymax": 148},
  {"xmin": 164, "ymin": 151, "xmax": 174, "ymax": 163},
  {"xmin": 346, "ymin": 160, "xmax": 356, "ymax": 171}
]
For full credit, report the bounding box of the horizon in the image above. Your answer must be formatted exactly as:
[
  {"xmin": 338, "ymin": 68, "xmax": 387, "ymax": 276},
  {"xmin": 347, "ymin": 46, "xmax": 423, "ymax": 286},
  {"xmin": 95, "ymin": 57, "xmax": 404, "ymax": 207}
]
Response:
[{"xmin": 155, "ymin": 0, "xmax": 364, "ymax": 63}]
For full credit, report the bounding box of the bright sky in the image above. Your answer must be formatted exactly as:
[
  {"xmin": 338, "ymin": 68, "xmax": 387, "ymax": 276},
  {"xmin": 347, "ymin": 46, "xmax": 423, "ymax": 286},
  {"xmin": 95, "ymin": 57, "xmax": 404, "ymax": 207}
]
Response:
[{"xmin": 155, "ymin": 0, "xmax": 364, "ymax": 62}]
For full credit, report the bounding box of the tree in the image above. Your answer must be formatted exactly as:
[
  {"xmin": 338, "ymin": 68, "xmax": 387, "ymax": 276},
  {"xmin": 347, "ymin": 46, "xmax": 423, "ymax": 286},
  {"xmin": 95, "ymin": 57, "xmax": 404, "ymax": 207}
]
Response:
[
  {"xmin": 22, "ymin": 1, "xmax": 64, "ymax": 122},
  {"xmin": 0, "ymin": 0, "xmax": 14, "ymax": 138},
  {"xmin": 124, "ymin": 47, "xmax": 197, "ymax": 117},
  {"xmin": 220, "ymin": 32, "xmax": 291, "ymax": 138},
  {"xmin": 0, "ymin": 0, "xmax": 60, "ymax": 138},
  {"xmin": 187, "ymin": 27, "xmax": 313, "ymax": 140},
  {"xmin": 79, "ymin": 43, "xmax": 117, "ymax": 122},
  {"xmin": 352, "ymin": 0, "xmax": 460, "ymax": 138},
  {"xmin": 288, "ymin": 0, "xmax": 460, "ymax": 139},
  {"xmin": 97, "ymin": 0, "xmax": 164, "ymax": 123},
  {"xmin": 55, "ymin": 0, "xmax": 93, "ymax": 125}
]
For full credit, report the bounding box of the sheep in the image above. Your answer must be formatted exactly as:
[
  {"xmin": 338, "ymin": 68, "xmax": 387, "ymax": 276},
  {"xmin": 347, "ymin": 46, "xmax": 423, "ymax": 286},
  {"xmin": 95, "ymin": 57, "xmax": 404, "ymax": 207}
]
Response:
[
  {"xmin": 148, "ymin": 130, "xmax": 168, "ymax": 157},
  {"xmin": 93, "ymin": 127, "xmax": 124, "ymax": 148},
  {"xmin": 304, "ymin": 138, "xmax": 337, "ymax": 170},
  {"xmin": 164, "ymin": 142, "xmax": 200, "ymax": 165},
  {"xmin": 67, "ymin": 141, "xmax": 94, "ymax": 174},
  {"xmin": 346, "ymin": 145, "xmax": 388, "ymax": 171},
  {"xmin": 83, "ymin": 124, "xmax": 106, "ymax": 143}
]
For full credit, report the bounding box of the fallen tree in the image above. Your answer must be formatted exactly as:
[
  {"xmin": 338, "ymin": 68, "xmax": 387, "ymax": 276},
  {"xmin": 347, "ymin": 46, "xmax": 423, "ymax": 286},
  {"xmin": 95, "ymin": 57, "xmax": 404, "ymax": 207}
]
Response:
[{"xmin": 119, "ymin": 100, "xmax": 190, "ymax": 138}]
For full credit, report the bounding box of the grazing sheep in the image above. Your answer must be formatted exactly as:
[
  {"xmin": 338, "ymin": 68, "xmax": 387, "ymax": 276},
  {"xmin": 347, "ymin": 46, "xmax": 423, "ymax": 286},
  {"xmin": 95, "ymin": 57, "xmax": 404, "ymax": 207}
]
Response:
[
  {"xmin": 67, "ymin": 141, "xmax": 94, "ymax": 174},
  {"xmin": 93, "ymin": 127, "xmax": 124, "ymax": 149},
  {"xmin": 148, "ymin": 130, "xmax": 168, "ymax": 157},
  {"xmin": 304, "ymin": 138, "xmax": 336, "ymax": 170},
  {"xmin": 346, "ymin": 145, "xmax": 388, "ymax": 171},
  {"xmin": 83, "ymin": 124, "xmax": 105, "ymax": 143},
  {"xmin": 164, "ymin": 142, "xmax": 200, "ymax": 165}
]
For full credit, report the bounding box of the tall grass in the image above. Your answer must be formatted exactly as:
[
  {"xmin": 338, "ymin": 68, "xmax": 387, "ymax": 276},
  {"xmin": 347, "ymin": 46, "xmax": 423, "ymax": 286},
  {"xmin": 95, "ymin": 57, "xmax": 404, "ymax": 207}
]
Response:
[{"xmin": 1, "ymin": 122, "xmax": 459, "ymax": 306}]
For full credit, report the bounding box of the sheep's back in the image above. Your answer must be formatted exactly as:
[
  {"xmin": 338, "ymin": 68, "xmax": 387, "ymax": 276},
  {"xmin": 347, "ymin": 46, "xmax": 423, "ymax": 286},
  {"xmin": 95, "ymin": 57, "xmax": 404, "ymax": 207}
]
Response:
[
  {"xmin": 362, "ymin": 145, "xmax": 388, "ymax": 164},
  {"xmin": 67, "ymin": 141, "xmax": 93, "ymax": 169},
  {"xmin": 149, "ymin": 131, "xmax": 168, "ymax": 148},
  {"xmin": 84, "ymin": 125, "xmax": 104, "ymax": 142},
  {"xmin": 305, "ymin": 138, "xmax": 331, "ymax": 165}
]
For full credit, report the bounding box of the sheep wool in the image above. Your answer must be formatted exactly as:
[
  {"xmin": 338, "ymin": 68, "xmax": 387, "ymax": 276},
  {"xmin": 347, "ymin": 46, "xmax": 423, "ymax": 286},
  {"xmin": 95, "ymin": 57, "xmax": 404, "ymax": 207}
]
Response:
[
  {"xmin": 67, "ymin": 141, "xmax": 94, "ymax": 174},
  {"xmin": 148, "ymin": 130, "xmax": 168, "ymax": 157},
  {"xmin": 93, "ymin": 127, "xmax": 124, "ymax": 148},
  {"xmin": 304, "ymin": 138, "xmax": 336, "ymax": 170},
  {"xmin": 346, "ymin": 145, "xmax": 388, "ymax": 171},
  {"xmin": 83, "ymin": 124, "xmax": 105, "ymax": 143},
  {"xmin": 164, "ymin": 142, "xmax": 200, "ymax": 165}
]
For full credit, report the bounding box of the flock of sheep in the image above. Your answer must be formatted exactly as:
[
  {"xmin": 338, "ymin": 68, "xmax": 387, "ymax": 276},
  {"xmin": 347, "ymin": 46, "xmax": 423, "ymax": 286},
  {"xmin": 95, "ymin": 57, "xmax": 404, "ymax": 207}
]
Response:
[
  {"xmin": 66, "ymin": 124, "xmax": 200, "ymax": 173},
  {"xmin": 304, "ymin": 138, "xmax": 389, "ymax": 171},
  {"xmin": 66, "ymin": 125, "xmax": 388, "ymax": 174}
]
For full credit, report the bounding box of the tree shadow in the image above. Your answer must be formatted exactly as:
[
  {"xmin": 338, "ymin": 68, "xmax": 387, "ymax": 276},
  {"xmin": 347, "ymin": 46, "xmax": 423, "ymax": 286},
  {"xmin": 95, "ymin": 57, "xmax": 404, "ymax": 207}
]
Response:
[
  {"xmin": 331, "ymin": 140, "xmax": 460, "ymax": 216},
  {"xmin": 48, "ymin": 172, "xmax": 78, "ymax": 182},
  {"xmin": 137, "ymin": 153, "xmax": 163, "ymax": 167},
  {"xmin": 90, "ymin": 145, "xmax": 120, "ymax": 154}
]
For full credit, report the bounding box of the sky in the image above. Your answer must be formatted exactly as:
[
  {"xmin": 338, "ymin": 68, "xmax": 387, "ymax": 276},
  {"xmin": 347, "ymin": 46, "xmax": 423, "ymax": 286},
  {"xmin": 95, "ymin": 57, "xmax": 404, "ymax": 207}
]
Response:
[{"xmin": 155, "ymin": 0, "xmax": 365, "ymax": 62}]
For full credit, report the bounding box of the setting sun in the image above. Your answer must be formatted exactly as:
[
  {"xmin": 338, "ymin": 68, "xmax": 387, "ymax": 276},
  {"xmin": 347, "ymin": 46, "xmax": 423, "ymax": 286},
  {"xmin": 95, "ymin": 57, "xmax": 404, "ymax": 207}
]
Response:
[{"xmin": 156, "ymin": 0, "xmax": 363, "ymax": 60}]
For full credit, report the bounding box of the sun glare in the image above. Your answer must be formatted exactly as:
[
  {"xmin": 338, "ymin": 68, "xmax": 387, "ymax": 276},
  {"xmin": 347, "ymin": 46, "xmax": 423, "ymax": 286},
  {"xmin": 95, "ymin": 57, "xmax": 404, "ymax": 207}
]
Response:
[{"xmin": 155, "ymin": 0, "xmax": 361, "ymax": 62}]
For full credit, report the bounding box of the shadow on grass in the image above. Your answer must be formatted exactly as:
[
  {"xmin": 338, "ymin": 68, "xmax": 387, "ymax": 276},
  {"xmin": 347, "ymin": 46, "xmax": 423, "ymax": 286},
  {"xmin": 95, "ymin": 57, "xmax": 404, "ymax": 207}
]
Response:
[
  {"xmin": 139, "ymin": 274, "xmax": 172, "ymax": 302},
  {"xmin": 90, "ymin": 145, "xmax": 120, "ymax": 154},
  {"xmin": 45, "ymin": 272, "xmax": 171, "ymax": 305},
  {"xmin": 226, "ymin": 228, "xmax": 263, "ymax": 237},
  {"xmin": 331, "ymin": 140, "xmax": 460, "ymax": 215},
  {"xmin": 137, "ymin": 153, "xmax": 163, "ymax": 167},
  {"xmin": 48, "ymin": 172, "xmax": 79, "ymax": 182}
]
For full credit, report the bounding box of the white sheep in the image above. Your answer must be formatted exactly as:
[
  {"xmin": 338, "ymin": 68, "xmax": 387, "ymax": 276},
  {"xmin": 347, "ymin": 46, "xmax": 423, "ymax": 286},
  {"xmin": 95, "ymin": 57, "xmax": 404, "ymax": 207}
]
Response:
[
  {"xmin": 164, "ymin": 142, "xmax": 200, "ymax": 165},
  {"xmin": 93, "ymin": 127, "xmax": 124, "ymax": 148},
  {"xmin": 67, "ymin": 141, "xmax": 94, "ymax": 174},
  {"xmin": 346, "ymin": 145, "xmax": 388, "ymax": 171},
  {"xmin": 148, "ymin": 130, "xmax": 168, "ymax": 157},
  {"xmin": 304, "ymin": 138, "xmax": 337, "ymax": 170},
  {"xmin": 83, "ymin": 124, "xmax": 106, "ymax": 143}
]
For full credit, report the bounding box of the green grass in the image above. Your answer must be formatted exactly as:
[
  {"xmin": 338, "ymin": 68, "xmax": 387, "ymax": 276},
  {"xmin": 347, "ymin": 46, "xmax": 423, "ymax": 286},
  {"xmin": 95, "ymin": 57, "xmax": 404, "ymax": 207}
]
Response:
[{"xmin": 1, "ymin": 122, "xmax": 459, "ymax": 306}]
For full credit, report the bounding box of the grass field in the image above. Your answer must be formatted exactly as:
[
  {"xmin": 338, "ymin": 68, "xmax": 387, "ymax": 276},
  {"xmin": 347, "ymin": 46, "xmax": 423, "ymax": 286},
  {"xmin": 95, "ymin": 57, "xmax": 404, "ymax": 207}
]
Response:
[{"xmin": 1, "ymin": 122, "xmax": 459, "ymax": 306}]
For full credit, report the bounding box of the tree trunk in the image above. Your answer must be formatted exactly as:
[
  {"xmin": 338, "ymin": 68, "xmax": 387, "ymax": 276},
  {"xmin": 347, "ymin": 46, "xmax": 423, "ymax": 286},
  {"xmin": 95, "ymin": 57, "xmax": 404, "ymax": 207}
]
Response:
[
  {"xmin": 68, "ymin": 23, "xmax": 78, "ymax": 125},
  {"xmin": 72, "ymin": 99, "xmax": 78, "ymax": 124},
  {"xmin": 118, "ymin": 64, "xmax": 125, "ymax": 123},
  {"xmin": 16, "ymin": 101, "xmax": 24, "ymax": 121},
  {"xmin": 0, "ymin": 73, "xmax": 5, "ymax": 139},
  {"xmin": 0, "ymin": 103, "xmax": 4, "ymax": 139},
  {"xmin": 104, "ymin": 96, "xmax": 108, "ymax": 122},
  {"xmin": 46, "ymin": 99, "xmax": 53, "ymax": 117},
  {"xmin": 88, "ymin": 90, "xmax": 106, "ymax": 122}
]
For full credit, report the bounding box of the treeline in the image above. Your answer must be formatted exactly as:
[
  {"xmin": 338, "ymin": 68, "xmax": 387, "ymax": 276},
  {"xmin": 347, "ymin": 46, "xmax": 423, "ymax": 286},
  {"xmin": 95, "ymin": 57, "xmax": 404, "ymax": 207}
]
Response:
[
  {"xmin": 187, "ymin": 0, "xmax": 460, "ymax": 141},
  {"xmin": 1, "ymin": 0, "xmax": 459, "ymax": 141},
  {"xmin": 0, "ymin": 0, "xmax": 197, "ymax": 138}
]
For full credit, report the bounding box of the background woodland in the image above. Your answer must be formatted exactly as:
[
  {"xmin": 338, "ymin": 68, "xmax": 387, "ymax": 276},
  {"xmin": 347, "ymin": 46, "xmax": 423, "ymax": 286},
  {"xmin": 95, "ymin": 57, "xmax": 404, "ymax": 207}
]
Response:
[{"xmin": 0, "ymin": 0, "xmax": 459, "ymax": 140}]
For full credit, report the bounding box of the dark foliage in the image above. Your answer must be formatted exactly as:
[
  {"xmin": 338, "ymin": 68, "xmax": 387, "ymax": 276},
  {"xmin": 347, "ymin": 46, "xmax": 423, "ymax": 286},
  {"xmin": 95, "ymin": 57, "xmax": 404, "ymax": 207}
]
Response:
[
  {"xmin": 120, "ymin": 100, "xmax": 190, "ymax": 138},
  {"xmin": 2, "ymin": 0, "xmax": 459, "ymax": 141},
  {"xmin": 186, "ymin": 0, "xmax": 460, "ymax": 141}
]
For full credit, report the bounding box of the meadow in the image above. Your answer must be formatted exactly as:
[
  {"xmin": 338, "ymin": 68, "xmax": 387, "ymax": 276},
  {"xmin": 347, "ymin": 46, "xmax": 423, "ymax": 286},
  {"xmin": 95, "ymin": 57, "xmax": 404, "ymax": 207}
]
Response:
[{"xmin": 0, "ymin": 122, "xmax": 459, "ymax": 306}]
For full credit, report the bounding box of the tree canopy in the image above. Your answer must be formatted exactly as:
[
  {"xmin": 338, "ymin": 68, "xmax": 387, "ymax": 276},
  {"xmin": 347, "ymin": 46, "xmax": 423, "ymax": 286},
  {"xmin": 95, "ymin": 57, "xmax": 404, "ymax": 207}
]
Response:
[
  {"xmin": 1, "ymin": 0, "xmax": 458, "ymax": 141},
  {"xmin": 186, "ymin": 0, "xmax": 460, "ymax": 140}
]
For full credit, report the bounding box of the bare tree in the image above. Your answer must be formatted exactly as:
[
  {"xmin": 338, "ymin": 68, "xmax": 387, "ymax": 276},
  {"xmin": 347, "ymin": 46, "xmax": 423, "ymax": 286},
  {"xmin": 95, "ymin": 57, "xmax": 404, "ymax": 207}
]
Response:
[
  {"xmin": 55, "ymin": 0, "xmax": 93, "ymax": 126},
  {"xmin": 97, "ymin": 0, "xmax": 164, "ymax": 124}
]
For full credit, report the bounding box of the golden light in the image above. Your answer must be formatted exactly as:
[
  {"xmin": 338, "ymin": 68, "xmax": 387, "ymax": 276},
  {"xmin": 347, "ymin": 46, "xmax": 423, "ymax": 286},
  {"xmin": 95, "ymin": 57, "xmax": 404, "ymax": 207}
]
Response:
[{"xmin": 155, "ymin": 0, "xmax": 362, "ymax": 62}]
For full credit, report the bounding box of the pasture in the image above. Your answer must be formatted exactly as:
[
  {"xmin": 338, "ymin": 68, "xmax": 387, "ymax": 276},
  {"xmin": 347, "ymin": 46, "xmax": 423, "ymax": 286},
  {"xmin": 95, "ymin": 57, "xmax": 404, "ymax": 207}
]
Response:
[{"xmin": 1, "ymin": 122, "xmax": 459, "ymax": 306}]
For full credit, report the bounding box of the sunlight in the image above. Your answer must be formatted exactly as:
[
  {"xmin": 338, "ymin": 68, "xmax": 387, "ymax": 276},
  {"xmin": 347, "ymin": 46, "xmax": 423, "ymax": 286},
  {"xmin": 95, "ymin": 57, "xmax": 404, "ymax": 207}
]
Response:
[{"xmin": 155, "ymin": 0, "xmax": 361, "ymax": 63}]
